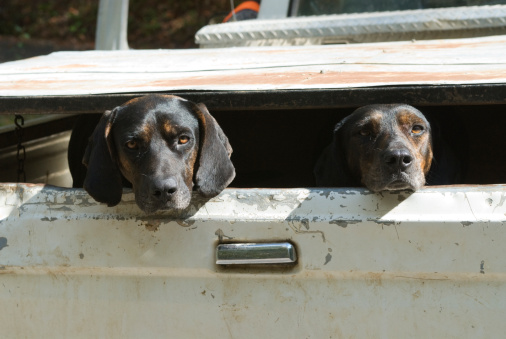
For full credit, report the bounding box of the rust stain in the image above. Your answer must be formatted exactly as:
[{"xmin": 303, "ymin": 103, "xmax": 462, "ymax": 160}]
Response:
[
  {"xmin": 398, "ymin": 39, "xmax": 505, "ymax": 50},
  {"xmin": 365, "ymin": 272, "xmax": 383, "ymax": 287},
  {"xmin": 2, "ymin": 69, "xmax": 506, "ymax": 92},
  {"xmin": 58, "ymin": 64, "xmax": 96, "ymax": 69},
  {"xmin": 29, "ymin": 64, "xmax": 96, "ymax": 70},
  {"xmin": 0, "ymin": 79, "xmax": 83, "ymax": 90},
  {"xmin": 146, "ymin": 70, "xmax": 506, "ymax": 87},
  {"xmin": 144, "ymin": 220, "xmax": 161, "ymax": 232}
]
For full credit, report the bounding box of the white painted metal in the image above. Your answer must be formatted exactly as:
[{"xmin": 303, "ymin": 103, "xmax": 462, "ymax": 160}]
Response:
[
  {"xmin": 196, "ymin": 5, "xmax": 506, "ymax": 47},
  {"xmin": 1, "ymin": 34, "xmax": 506, "ymax": 96},
  {"xmin": 95, "ymin": 0, "xmax": 129, "ymax": 50},
  {"xmin": 0, "ymin": 132, "xmax": 72, "ymax": 187},
  {"xmin": 1, "ymin": 184, "xmax": 505, "ymax": 338},
  {"xmin": 257, "ymin": 0, "xmax": 290, "ymax": 19}
]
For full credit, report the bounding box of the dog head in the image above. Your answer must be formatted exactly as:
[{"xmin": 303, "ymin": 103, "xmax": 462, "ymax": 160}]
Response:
[
  {"xmin": 82, "ymin": 94, "xmax": 235, "ymax": 213},
  {"xmin": 315, "ymin": 104, "xmax": 432, "ymax": 192}
]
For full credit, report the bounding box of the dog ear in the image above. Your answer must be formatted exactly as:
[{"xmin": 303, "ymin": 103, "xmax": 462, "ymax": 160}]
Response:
[
  {"xmin": 314, "ymin": 115, "xmax": 357, "ymax": 187},
  {"xmin": 82, "ymin": 108, "xmax": 123, "ymax": 206},
  {"xmin": 68, "ymin": 114, "xmax": 102, "ymax": 188},
  {"xmin": 192, "ymin": 103, "xmax": 235, "ymax": 197}
]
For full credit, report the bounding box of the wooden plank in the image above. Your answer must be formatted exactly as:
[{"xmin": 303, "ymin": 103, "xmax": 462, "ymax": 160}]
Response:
[{"xmin": 1, "ymin": 35, "xmax": 506, "ymax": 97}]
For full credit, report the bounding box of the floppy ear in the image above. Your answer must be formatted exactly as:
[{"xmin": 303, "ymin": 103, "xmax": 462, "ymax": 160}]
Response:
[
  {"xmin": 68, "ymin": 114, "xmax": 102, "ymax": 188},
  {"xmin": 314, "ymin": 115, "xmax": 357, "ymax": 187},
  {"xmin": 192, "ymin": 103, "xmax": 235, "ymax": 197},
  {"xmin": 82, "ymin": 108, "xmax": 123, "ymax": 206}
]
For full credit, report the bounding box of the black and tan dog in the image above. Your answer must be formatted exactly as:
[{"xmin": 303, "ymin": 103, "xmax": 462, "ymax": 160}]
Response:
[
  {"xmin": 314, "ymin": 104, "xmax": 434, "ymax": 192},
  {"xmin": 68, "ymin": 94, "xmax": 235, "ymax": 213}
]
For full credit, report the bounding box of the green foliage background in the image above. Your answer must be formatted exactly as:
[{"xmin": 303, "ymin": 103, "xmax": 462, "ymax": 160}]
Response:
[{"xmin": 0, "ymin": 0, "xmax": 232, "ymax": 49}]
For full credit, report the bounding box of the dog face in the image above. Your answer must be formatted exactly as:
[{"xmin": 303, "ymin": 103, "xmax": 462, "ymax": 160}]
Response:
[
  {"xmin": 315, "ymin": 104, "xmax": 433, "ymax": 192},
  {"xmin": 112, "ymin": 97, "xmax": 200, "ymax": 212},
  {"xmin": 82, "ymin": 94, "xmax": 235, "ymax": 213}
]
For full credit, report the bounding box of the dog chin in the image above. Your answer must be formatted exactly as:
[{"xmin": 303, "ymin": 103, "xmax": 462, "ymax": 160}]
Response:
[
  {"xmin": 383, "ymin": 180, "xmax": 415, "ymax": 191},
  {"xmin": 164, "ymin": 195, "xmax": 192, "ymax": 211},
  {"xmin": 366, "ymin": 175, "xmax": 423, "ymax": 192},
  {"xmin": 135, "ymin": 193, "xmax": 191, "ymax": 214}
]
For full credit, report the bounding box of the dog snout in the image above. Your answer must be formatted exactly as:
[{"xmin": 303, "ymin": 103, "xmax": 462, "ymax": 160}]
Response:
[
  {"xmin": 151, "ymin": 177, "xmax": 178, "ymax": 200},
  {"xmin": 383, "ymin": 148, "xmax": 413, "ymax": 171}
]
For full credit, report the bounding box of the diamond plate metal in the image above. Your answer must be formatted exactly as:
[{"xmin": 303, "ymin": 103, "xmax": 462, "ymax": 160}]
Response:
[{"xmin": 196, "ymin": 5, "xmax": 506, "ymax": 47}]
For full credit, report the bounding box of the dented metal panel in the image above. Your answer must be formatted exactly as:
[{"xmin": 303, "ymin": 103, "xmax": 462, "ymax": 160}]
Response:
[
  {"xmin": 1, "ymin": 183, "xmax": 506, "ymax": 338},
  {"xmin": 1, "ymin": 35, "xmax": 506, "ymax": 96}
]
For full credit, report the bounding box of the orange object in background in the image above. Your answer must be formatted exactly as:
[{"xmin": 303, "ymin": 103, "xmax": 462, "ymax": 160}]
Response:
[{"xmin": 223, "ymin": 0, "xmax": 260, "ymax": 22}]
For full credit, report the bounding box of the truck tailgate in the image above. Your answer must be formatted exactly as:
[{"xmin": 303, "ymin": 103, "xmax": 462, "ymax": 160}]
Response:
[{"xmin": 1, "ymin": 184, "xmax": 505, "ymax": 338}]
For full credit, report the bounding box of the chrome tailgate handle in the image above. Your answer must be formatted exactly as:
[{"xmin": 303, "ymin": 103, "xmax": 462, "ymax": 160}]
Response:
[{"xmin": 216, "ymin": 242, "xmax": 297, "ymax": 265}]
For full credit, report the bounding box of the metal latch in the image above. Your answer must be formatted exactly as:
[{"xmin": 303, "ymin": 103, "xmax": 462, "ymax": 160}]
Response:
[{"xmin": 216, "ymin": 242, "xmax": 297, "ymax": 265}]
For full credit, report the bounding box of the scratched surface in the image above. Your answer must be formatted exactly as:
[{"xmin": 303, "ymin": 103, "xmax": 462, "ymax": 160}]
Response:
[
  {"xmin": 1, "ymin": 184, "xmax": 506, "ymax": 337},
  {"xmin": 1, "ymin": 35, "xmax": 506, "ymax": 96}
]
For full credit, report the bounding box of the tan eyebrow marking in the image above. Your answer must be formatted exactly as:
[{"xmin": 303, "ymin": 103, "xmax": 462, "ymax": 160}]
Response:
[{"xmin": 163, "ymin": 121, "xmax": 175, "ymax": 134}]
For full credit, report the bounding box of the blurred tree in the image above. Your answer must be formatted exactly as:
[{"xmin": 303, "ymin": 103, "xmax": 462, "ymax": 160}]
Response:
[{"xmin": 0, "ymin": 0, "xmax": 233, "ymax": 51}]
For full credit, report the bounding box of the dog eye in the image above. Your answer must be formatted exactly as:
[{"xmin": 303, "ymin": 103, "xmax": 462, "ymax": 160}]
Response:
[
  {"xmin": 411, "ymin": 125, "xmax": 424, "ymax": 134},
  {"xmin": 178, "ymin": 135, "xmax": 190, "ymax": 145},
  {"xmin": 126, "ymin": 140, "xmax": 138, "ymax": 149},
  {"xmin": 359, "ymin": 129, "xmax": 370, "ymax": 136}
]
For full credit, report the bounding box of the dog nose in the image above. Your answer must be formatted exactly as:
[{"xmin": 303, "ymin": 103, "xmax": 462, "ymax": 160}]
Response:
[
  {"xmin": 152, "ymin": 178, "xmax": 178, "ymax": 199},
  {"xmin": 384, "ymin": 149, "xmax": 413, "ymax": 171}
]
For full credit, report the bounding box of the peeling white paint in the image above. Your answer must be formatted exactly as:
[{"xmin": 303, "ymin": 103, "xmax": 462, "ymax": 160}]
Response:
[{"xmin": 1, "ymin": 183, "xmax": 506, "ymax": 337}]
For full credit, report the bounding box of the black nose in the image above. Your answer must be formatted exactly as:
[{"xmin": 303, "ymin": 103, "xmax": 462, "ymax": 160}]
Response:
[
  {"xmin": 384, "ymin": 149, "xmax": 413, "ymax": 171},
  {"xmin": 151, "ymin": 178, "xmax": 178, "ymax": 199}
]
